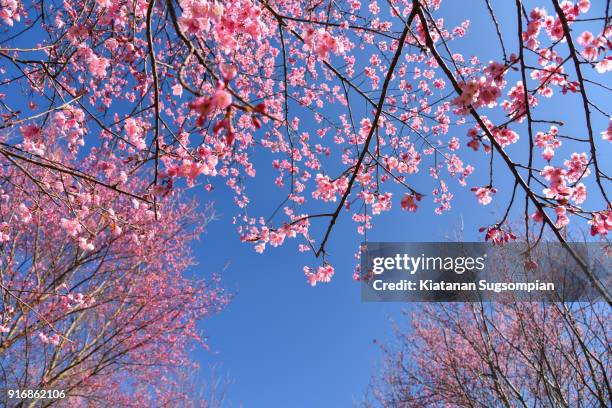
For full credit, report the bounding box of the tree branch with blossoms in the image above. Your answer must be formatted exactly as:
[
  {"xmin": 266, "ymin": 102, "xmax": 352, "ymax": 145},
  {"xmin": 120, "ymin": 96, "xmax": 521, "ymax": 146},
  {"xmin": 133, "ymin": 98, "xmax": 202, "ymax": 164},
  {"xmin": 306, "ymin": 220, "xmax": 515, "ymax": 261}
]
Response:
[
  {"xmin": 411, "ymin": 0, "xmax": 611, "ymax": 303},
  {"xmin": 0, "ymin": 0, "xmax": 610, "ymax": 292}
]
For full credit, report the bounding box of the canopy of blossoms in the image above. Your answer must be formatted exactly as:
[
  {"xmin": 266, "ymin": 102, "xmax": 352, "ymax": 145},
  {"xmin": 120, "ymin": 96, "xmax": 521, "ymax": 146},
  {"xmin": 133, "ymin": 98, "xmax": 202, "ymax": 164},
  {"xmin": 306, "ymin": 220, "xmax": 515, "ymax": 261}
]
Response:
[{"xmin": 0, "ymin": 0, "xmax": 610, "ymax": 299}]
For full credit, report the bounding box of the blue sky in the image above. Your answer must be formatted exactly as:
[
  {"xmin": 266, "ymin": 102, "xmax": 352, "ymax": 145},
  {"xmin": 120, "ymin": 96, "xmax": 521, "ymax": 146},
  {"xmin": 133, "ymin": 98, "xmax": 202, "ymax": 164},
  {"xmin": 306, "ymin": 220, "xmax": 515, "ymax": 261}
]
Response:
[{"xmin": 196, "ymin": 200, "xmax": 483, "ymax": 407}]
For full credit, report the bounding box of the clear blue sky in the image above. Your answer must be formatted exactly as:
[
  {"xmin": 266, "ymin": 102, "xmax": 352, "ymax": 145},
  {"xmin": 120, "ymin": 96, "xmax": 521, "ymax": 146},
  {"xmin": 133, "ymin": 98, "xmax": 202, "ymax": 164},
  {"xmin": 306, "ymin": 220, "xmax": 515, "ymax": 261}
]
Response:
[{"xmin": 191, "ymin": 1, "xmax": 611, "ymax": 406}]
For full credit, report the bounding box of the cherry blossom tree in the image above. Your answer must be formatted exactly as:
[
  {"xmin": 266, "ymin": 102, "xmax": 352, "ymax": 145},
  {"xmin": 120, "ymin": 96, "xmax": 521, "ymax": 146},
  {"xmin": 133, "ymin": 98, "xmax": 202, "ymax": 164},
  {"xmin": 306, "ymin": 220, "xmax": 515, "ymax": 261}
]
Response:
[
  {"xmin": 0, "ymin": 0, "xmax": 610, "ymax": 294},
  {"xmin": 366, "ymin": 238, "xmax": 611, "ymax": 407},
  {"xmin": 367, "ymin": 300, "xmax": 611, "ymax": 407},
  {"xmin": 0, "ymin": 144, "xmax": 228, "ymax": 406}
]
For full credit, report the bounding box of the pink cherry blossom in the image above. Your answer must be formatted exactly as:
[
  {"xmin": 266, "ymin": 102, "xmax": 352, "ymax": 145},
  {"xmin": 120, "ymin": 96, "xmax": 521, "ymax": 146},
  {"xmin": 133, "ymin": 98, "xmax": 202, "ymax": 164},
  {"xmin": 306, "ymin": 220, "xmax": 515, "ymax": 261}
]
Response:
[
  {"xmin": 0, "ymin": 0, "xmax": 19, "ymax": 26},
  {"xmin": 471, "ymin": 186, "xmax": 497, "ymax": 205},
  {"xmin": 124, "ymin": 118, "xmax": 147, "ymax": 150},
  {"xmin": 303, "ymin": 264, "xmax": 335, "ymax": 286},
  {"xmin": 571, "ymin": 183, "xmax": 587, "ymax": 205},
  {"xmin": 480, "ymin": 225, "xmax": 516, "ymax": 245},
  {"xmin": 531, "ymin": 210, "xmax": 544, "ymax": 223},
  {"xmin": 401, "ymin": 193, "xmax": 422, "ymax": 212},
  {"xmin": 60, "ymin": 218, "xmax": 82, "ymax": 237},
  {"xmin": 595, "ymin": 57, "xmax": 612, "ymax": 73},
  {"xmin": 17, "ymin": 203, "xmax": 32, "ymax": 224},
  {"xmin": 78, "ymin": 237, "xmax": 95, "ymax": 252},
  {"xmin": 578, "ymin": 0, "xmax": 591, "ymax": 13},
  {"xmin": 589, "ymin": 211, "xmax": 612, "ymax": 236},
  {"xmin": 303, "ymin": 28, "xmax": 345, "ymax": 60},
  {"xmin": 312, "ymin": 174, "xmax": 348, "ymax": 202}
]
